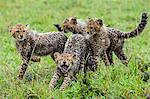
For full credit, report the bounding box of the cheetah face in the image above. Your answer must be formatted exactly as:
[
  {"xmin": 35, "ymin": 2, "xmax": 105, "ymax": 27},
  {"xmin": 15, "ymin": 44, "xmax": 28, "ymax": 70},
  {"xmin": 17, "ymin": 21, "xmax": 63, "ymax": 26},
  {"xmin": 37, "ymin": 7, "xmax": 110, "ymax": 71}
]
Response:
[
  {"xmin": 86, "ymin": 18, "xmax": 103, "ymax": 38},
  {"xmin": 62, "ymin": 17, "xmax": 77, "ymax": 33},
  {"xmin": 54, "ymin": 52, "xmax": 76, "ymax": 73},
  {"xmin": 9, "ymin": 24, "xmax": 29, "ymax": 41}
]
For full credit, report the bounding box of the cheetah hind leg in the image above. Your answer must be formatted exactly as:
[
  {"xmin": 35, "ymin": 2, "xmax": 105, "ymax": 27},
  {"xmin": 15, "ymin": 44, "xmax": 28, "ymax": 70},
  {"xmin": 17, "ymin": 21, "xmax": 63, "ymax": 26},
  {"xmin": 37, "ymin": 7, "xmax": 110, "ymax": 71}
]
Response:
[
  {"xmin": 114, "ymin": 47, "xmax": 128, "ymax": 66},
  {"xmin": 102, "ymin": 50, "xmax": 110, "ymax": 66},
  {"xmin": 106, "ymin": 49, "xmax": 114, "ymax": 65},
  {"xmin": 31, "ymin": 56, "xmax": 41, "ymax": 62},
  {"xmin": 86, "ymin": 55, "xmax": 98, "ymax": 72}
]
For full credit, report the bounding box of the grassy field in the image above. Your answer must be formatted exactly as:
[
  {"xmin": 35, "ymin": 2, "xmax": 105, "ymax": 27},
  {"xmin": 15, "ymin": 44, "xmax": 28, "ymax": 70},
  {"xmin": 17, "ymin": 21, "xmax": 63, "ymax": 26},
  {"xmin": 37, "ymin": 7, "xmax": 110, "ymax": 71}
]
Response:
[{"xmin": 0, "ymin": 0, "xmax": 150, "ymax": 98}]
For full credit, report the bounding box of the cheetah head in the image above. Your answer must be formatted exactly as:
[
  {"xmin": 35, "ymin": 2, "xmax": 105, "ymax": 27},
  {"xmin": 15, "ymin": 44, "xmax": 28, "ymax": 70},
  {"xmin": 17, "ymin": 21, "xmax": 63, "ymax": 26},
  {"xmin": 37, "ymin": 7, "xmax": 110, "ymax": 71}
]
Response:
[
  {"xmin": 9, "ymin": 24, "xmax": 29, "ymax": 41},
  {"xmin": 86, "ymin": 18, "xmax": 103, "ymax": 38},
  {"xmin": 62, "ymin": 17, "xmax": 77, "ymax": 33},
  {"xmin": 54, "ymin": 52, "xmax": 76, "ymax": 73}
]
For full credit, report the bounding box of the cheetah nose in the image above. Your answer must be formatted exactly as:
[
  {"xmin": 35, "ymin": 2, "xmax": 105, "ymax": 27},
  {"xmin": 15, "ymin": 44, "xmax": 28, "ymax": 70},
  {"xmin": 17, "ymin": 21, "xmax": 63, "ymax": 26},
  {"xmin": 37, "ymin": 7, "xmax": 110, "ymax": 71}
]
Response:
[
  {"xmin": 63, "ymin": 61, "xmax": 66, "ymax": 64},
  {"xmin": 20, "ymin": 35, "xmax": 23, "ymax": 38}
]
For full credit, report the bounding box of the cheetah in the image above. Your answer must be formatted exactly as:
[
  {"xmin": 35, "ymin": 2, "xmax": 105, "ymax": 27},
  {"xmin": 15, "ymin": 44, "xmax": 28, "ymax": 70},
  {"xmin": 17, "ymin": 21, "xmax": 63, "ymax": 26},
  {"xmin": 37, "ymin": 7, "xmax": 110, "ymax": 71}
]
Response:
[
  {"xmin": 49, "ymin": 34, "xmax": 88, "ymax": 91},
  {"xmin": 97, "ymin": 12, "xmax": 148, "ymax": 65},
  {"xmin": 85, "ymin": 18, "xmax": 111, "ymax": 71},
  {"xmin": 9, "ymin": 24, "xmax": 67, "ymax": 79},
  {"xmin": 54, "ymin": 17, "xmax": 88, "ymax": 36},
  {"xmin": 55, "ymin": 12, "xmax": 148, "ymax": 67}
]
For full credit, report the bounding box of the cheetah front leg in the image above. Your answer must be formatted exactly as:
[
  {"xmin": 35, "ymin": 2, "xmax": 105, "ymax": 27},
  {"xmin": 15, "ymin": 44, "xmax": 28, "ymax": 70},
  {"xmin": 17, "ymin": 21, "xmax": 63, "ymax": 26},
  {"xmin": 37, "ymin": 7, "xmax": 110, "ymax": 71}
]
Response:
[
  {"xmin": 49, "ymin": 72, "xmax": 60, "ymax": 91},
  {"xmin": 18, "ymin": 51, "xmax": 32, "ymax": 79},
  {"xmin": 86, "ymin": 55, "xmax": 99, "ymax": 72},
  {"xmin": 18, "ymin": 44, "xmax": 34, "ymax": 79},
  {"xmin": 107, "ymin": 50, "xmax": 114, "ymax": 65},
  {"xmin": 18, "ymin": 62, "xmax": 28, "ymax": 79},
  {"xmin": 100, "ymin": 49, "xmax": 114, "ymax": 66},
  {"xmin": 103, "ymin": 50, "xmax": 110, "ymax": 66},
  {"xmin": 60, "ymin": 75, "xmax": 71, "ymax": 91}
]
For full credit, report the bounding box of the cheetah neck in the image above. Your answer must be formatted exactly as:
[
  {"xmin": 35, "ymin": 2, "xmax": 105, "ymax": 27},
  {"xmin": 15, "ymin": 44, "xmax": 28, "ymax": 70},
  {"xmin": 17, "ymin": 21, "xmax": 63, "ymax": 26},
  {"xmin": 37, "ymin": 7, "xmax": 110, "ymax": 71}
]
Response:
[
  {"xmin": 96, "ymin": 25, "xmax": 108, "ymax": 38},
  {"xmin": 73, "ymin": 25, "xmax": 83, "ymax": 34},
  {"xmin": 27, "ymin": 30, "xmax": 39, "ymax": 41}
]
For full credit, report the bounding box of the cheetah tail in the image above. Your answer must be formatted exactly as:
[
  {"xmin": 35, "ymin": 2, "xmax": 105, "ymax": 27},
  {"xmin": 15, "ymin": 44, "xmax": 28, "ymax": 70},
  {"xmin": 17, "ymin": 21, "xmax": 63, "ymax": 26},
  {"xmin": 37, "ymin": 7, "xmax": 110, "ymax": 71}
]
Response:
[
  {"xmin": 118, "ymin": 12, "xmax": 148, "ymax": 39},
  {"xmin": 54, "ymin": 24, "xmax": 63, "ymax": 32}
]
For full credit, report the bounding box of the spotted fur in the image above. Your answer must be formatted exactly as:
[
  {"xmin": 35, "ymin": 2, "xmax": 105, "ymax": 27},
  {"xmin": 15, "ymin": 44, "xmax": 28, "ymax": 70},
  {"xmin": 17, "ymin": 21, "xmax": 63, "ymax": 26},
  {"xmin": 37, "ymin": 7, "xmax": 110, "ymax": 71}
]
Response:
[
  {"xmin": 54, "ymin": 17, "xmax": 100, "ymax": 71},
  {"xmin": 85, "ymin": 18, "xmax": 111, "ymax": 70},
  {"xmin": 99, "ymin": 12, "xmax": 148, "ymax": 65},
  {"xmin": 10, "ymin": 24, "xmax": 67, "ymax": 79},
  {"xmin": 54, "ymin": 17, "xmax": 87, "ymax": 36},
  {"xmin": 49, "ymin": 34, "xmax": 88, "ymax": 91},
  {"xmin": 55, "ymin": 12, "xmax": 148, "ymax": 66}
]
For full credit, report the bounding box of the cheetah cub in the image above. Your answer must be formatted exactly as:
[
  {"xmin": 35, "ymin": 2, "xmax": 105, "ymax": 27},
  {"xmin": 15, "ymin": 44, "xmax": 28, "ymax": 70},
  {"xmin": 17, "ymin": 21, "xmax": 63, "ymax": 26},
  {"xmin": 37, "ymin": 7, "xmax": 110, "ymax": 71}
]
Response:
[
  {"xmin": 101, "ymin": 12, "xmax": 148, "ymax": 65},
  {"xmin": 93, "ymin": 12, "xmax": 148, "ymax": 65},
  {"xmin": 9, "ymin": 24, "xmax": 67, "ymax": 79},
  {"xmin": 49, "ymin": 34, "xmax": 88, "ymax": 91},
  {"xmin": 85, "ymin": 18, "xmax": 111, "ymax": 70}
]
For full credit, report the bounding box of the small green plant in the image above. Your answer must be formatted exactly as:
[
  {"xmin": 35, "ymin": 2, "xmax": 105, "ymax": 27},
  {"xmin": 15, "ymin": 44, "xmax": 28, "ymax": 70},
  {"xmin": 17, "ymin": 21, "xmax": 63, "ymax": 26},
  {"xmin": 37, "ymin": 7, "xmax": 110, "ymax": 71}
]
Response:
[{"xmin": 0, "ymin": 0, "xmax": 149, "ymax": 98}]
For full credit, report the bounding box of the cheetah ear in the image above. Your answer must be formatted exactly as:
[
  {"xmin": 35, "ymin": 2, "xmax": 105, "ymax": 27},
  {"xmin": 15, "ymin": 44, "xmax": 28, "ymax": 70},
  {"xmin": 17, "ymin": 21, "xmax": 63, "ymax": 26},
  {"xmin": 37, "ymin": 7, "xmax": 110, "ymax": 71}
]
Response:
[
  {"xmin": 25, "ymin": 24, "xmax": 30, "ymax": 28},
  {"xmin": 74, "ymin": 17, "xmax": 77, "ymax": 20},
  {"xmin": 96, "ymin": 19, "xmax": 103, "ymax": 26},
  {"xmin": 54, "ymin": 52, "xmax": 60, "ymax": 60},
  {"xmin": 87, "ymin": 17, "xmax": 91, "ymax": 20},
  {"xmin": 63, "ymin": 18, "xmax": 69, "ymax": 23},
  {"xmin": 8, "ymin": 26, "xmax": 12, "ymax": 33},
  {"xmin": 87, "ymin": 17, "xmax": 92, "ymax": 21},
  {"xmin": 85, "ymin": 17, "xmax": 90, "ymax": 23},
  {"xmin": 86, "ymin": 17, "xmax": 92, "ymax": 23}
]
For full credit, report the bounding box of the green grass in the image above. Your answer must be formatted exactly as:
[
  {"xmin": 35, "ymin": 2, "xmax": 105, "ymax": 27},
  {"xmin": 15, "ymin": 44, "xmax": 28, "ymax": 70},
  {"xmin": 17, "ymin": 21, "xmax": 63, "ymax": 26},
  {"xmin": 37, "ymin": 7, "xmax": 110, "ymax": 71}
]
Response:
[{"xmin": 0, "ymin": 0, "xmax": 150, "ymax": 98}]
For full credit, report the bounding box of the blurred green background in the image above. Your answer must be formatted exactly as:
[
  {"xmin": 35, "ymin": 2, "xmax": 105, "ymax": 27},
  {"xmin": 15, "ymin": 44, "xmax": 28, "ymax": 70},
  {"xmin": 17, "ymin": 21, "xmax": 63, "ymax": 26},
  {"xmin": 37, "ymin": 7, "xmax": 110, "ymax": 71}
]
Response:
[{"xmin": 0, "ymin": 0, "xmax": 150, "ymax": 98}]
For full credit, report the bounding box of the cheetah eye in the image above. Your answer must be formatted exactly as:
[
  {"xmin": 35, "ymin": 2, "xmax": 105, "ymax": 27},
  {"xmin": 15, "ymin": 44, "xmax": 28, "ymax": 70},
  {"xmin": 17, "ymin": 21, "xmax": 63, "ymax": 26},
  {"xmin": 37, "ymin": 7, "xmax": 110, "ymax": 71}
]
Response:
[
  {"xmin": 63, "ymin": 25, "xmax": 66, "ymax": 28},
  {"xmin": 23, "ymin": 30, "xmax": 26, "ymax": 32},
  {"xmin": 90, "ymin": 27, "xmax": 93, "ymax": 29}
]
